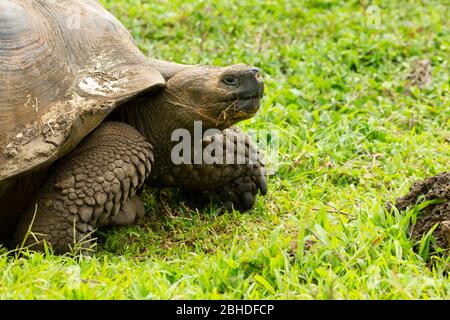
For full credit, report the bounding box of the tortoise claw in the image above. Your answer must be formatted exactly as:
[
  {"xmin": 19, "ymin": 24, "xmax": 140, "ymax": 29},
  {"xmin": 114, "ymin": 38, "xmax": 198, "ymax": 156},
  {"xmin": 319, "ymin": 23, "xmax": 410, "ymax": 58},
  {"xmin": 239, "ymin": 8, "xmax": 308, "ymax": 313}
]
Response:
[
  {"xmin": 255, "ymin": 173, "xmax": 268, "ymax": 196},
  {"xmin": 215, "ymin": 174, "xmax": 267, "ymax": 212}
]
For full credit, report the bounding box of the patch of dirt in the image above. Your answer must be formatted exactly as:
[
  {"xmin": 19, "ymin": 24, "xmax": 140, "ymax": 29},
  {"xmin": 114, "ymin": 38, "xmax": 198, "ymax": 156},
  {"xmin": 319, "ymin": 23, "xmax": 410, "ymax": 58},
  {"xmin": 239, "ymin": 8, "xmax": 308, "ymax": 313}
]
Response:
[
  {"xmin": 393, "ymin": 172, "xmax": 450, "ymax": 249},
  {"xmin": 405, "ymin": 59, "xmax": 433, "ymax": 90}
]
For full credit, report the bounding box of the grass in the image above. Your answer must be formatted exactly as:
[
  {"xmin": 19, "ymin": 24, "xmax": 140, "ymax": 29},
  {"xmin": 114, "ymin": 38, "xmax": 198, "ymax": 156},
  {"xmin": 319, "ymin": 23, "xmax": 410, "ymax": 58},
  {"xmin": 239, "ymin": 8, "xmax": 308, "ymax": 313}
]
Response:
[{"xmin": 1, "ymin": 0, "xmax": 449, "ymax": 299}]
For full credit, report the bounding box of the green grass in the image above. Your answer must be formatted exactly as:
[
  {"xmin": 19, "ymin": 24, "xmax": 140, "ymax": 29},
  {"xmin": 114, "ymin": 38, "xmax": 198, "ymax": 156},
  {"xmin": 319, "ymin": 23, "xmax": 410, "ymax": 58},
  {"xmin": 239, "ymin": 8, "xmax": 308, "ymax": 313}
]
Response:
[{"xmin": 1, "ymin": 0, "xmax": 449, "ymax": 299}]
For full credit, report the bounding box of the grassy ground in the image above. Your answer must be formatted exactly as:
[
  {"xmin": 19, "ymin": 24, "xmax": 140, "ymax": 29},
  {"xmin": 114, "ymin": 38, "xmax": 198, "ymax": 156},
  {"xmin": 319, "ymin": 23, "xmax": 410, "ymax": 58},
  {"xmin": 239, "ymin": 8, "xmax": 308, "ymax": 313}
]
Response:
[{"xmin": 1, "ymin": 0, "xmax": 449, "ymax": 299}]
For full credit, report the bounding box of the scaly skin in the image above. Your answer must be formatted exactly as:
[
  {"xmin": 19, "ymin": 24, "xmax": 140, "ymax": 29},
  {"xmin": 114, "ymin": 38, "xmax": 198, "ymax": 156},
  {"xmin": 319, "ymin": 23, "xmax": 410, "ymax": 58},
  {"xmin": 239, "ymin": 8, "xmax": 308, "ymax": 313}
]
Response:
[
  {"xmin": 153, "ymin": 127, "xmax": 267, "ymax": 211},
  {"xmin": 13, "ymin": 122, "xmax": 153, "ymax": 253}
]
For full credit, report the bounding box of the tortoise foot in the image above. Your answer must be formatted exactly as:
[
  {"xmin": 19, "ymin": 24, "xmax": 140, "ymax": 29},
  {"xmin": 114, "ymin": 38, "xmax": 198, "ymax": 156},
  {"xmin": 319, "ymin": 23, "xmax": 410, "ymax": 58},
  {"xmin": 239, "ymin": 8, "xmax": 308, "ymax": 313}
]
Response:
[
  {"xmin": 215, "ymin": 173, "xmax": 267, "ymax": 212},
  {"xmin": 12, "ymin": 122, "xmax": 153, "ymax": 254},
  {"xmin": 110, "ymin": 195, "xmax": 145, "ymax": 226}
]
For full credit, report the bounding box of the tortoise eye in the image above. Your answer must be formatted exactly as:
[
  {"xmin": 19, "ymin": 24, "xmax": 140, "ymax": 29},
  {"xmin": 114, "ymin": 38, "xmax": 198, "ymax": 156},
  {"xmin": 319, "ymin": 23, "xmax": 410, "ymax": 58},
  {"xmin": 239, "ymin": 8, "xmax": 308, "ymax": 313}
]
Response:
[{"xmin": 222, "ymin": 76, "xmax": 240, "ymax": 86}]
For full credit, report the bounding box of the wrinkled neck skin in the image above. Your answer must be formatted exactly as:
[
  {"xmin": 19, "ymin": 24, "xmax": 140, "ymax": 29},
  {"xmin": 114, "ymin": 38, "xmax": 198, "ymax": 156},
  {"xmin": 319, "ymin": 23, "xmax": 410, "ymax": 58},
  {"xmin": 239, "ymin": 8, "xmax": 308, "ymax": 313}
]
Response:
[{"xmin": 119, "ymin": 90, "xmax": 216, "ymax": 178}]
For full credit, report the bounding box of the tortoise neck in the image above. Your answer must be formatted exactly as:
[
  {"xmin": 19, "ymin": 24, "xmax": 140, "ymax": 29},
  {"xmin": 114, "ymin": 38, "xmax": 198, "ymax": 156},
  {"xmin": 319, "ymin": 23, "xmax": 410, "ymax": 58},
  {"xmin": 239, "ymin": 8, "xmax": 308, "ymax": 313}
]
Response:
[{"xmin": 118, "ymin": 91, "xmax": 193, "ymax": 177}]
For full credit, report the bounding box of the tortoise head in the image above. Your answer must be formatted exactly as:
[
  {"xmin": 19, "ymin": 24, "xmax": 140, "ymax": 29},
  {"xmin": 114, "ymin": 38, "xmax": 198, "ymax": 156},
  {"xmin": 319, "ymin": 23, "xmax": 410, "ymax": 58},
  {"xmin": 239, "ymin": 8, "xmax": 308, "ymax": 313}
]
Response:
[{"xmin": 163, "ymin": 64, "xmax": 264, "ymax": 129}]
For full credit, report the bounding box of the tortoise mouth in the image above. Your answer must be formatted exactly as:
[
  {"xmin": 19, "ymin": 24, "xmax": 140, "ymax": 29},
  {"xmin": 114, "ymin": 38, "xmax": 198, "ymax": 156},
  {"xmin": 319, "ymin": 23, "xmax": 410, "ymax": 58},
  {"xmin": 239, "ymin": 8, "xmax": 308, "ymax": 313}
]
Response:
[
  {"xmin": 223, "ymin": 95, "xmax": 260, "ymax": 103},
  {"xmin": 224, "ymin": 94, "xmax": 262, "ymax": 115},
  {"xmin": 218, "ymin": 95, "xmax": 261, "ymax": 127},
  {"xmin": 235, "ymin": 95, "xmax": 261, "ymax": 115}
]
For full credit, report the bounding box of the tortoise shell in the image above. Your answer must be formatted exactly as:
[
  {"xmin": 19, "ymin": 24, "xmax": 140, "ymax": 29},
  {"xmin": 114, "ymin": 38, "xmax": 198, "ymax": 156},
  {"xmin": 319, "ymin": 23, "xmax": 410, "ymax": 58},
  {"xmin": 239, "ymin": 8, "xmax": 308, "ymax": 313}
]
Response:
[{"xmin": 0, "ymin": 0, "xmax": 164, "ymax": 187}]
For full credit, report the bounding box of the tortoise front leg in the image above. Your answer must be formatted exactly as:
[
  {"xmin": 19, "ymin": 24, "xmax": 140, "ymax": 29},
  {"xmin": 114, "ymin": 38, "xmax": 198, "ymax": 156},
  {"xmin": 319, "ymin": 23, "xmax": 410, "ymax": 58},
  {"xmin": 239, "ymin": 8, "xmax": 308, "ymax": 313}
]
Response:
[
  {"xmin": 154, "ymin": 128, "xmax": 267, "ymax": 211},
  {"xmin": 13, "ymin": 122, "xmax": 153, "ymax": 254}
]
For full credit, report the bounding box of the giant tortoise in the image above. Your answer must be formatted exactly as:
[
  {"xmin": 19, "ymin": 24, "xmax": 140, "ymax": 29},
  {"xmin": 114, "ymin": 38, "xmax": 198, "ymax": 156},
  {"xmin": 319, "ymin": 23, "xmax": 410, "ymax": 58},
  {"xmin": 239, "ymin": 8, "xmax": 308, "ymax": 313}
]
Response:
[{"xmin": 0, "ymin": 0, "xmax": 267, "ymax": 253}]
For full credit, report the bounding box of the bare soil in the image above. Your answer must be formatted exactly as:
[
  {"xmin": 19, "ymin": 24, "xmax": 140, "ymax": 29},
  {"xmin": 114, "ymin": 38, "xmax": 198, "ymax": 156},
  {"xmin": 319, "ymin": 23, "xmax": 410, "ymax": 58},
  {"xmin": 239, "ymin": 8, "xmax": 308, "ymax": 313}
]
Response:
[{"xmin": 394, "ymin": 172, "xmax": 450, "ymax": 249}]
